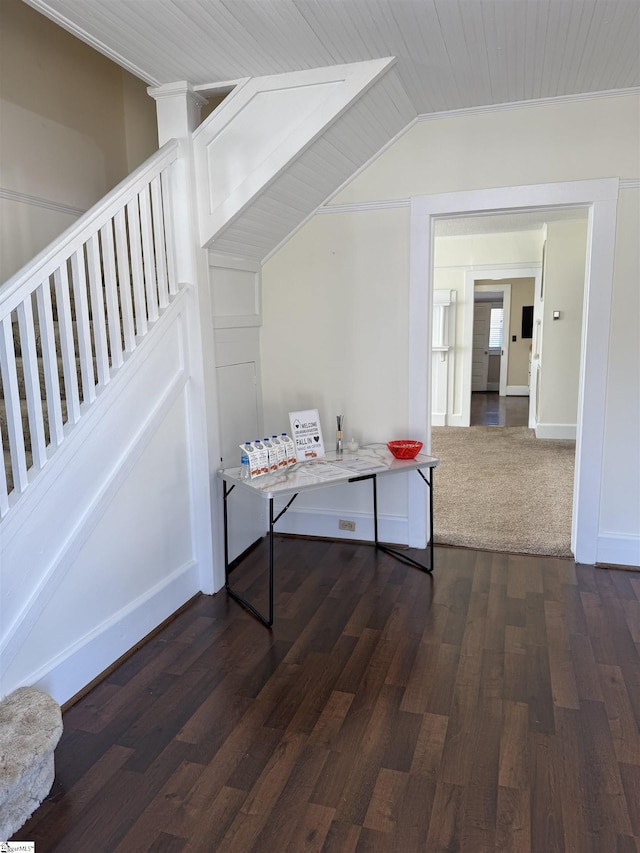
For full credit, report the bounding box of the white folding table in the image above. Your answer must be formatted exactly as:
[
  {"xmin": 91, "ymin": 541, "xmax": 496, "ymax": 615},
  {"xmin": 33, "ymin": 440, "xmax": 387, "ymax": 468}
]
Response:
[{"xmin": 218, "ymin": 443, "xmax": 439, "ymax": 627}]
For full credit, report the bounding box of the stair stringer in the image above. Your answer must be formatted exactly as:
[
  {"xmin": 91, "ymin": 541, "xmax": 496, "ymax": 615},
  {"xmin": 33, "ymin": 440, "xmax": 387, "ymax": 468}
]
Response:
[
  {"xmin": 0, "ymin": 288, "xmax": 214, "ymax": 705},
  {"xmin": 190, "ymin": 58, "xmax": 399, "ymax": 250}
]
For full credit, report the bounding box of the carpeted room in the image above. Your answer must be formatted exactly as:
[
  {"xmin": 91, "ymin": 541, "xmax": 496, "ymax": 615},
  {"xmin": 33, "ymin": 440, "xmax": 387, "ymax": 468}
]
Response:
[{"xmin": 431, "ymin": 424, "xmax": 575, "ymax": 558}]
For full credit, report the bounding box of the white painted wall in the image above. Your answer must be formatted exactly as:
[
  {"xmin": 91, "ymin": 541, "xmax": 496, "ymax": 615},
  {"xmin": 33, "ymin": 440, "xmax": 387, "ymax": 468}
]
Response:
[
  {"xmin": 331, "ymin": 95, "xmax": 639, "ymax": 203},
  {"xmin": 261, "ymin": 206, "xmax": 413, "ymax": 543},
  {"xmin": 263, "ymin": 206, "xmax": 411, "ymax": 444},
  {"xmin": 0, "ymin": 293, "xmax": 209, "ymax": 705},
  {"xmin": 261, "ymin": 92, "xmax": 640, "ymax": 564},
  {"xmin": 536, "ymin": 220, "xmax": 588, "ymax": 438},
  {"xmin": 599, "ymin": 187, "xmax": 640, "ymax": 566}
]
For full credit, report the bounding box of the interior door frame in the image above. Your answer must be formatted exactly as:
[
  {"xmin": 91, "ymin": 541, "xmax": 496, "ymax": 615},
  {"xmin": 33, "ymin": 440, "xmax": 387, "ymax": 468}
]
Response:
[
  {"xmin": 407, "ymin": 178, "xmax": 619, "ymax": 564},
  {"xmin": 470, "ymin": 280, "xmax": 514, "ymax": 409}
]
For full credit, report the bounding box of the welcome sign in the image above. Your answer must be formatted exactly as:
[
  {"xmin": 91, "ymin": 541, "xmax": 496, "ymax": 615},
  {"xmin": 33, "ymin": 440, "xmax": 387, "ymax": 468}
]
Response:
[{"xmin": 289, "ymin": 409, "xmax": 325, "ymax": 462}]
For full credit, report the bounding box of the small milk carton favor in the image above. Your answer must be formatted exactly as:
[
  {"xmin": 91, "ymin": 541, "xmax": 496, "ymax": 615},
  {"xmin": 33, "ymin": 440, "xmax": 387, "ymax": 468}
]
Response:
[
  {"xmin": 271, "ymin": 435, "xmax": 287, "ymax": 468},
  {"xmin": 280, "ymin": 433, "xmax": 297, "ymax": 466},
  {"xmin": 263, "ymin": 438, "xmax": 278, "ymax": 473},
  {"xmin": 250, "ymin": 440, "xmax": 269, "ymax": 477}
]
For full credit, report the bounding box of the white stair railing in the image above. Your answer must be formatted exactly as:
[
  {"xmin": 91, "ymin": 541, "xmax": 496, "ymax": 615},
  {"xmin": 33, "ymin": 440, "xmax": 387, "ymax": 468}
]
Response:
[{"xmin": 0, "ymin": 140, "xmax": 179, "ymax": 518}]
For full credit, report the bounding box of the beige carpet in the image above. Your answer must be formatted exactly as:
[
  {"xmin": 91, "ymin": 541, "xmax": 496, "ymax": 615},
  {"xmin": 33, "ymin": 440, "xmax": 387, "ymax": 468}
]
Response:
[{"xmin": 431, "ymin": 426, "xmax": 575, "ymax": 557}]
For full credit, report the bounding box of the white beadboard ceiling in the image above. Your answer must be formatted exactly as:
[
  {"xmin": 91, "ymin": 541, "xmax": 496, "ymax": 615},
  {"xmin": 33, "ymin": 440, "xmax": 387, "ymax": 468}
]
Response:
[
  {"xmin": 24, "ymin": 0, "xmax": 640, "ymax": 258},
  {"xmin": 25, "ymin": 0, "xmax": 640, "ymax": 116}
]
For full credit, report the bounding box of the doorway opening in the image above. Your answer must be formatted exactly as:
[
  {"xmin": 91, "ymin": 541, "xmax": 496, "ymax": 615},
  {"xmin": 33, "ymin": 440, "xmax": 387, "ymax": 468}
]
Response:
[
  {"xmin": 470, "ymin": 392, "xmax": 529, "ymax": 427},
  {"xmin": 471, "ymin": 275, "xmax": 536, "ymax": 427},
  {"xmin": 407, "ymin": 179, "xmax": 619, "ymax": 563}
]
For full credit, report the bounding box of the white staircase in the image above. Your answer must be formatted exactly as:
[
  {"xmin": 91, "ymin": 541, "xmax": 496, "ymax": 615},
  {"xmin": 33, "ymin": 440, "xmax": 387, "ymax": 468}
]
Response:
[
  {"xmin": 0, "ymin": 138, "xmax": 214, "ymax": 709},
  {"xmin": 0, "ymin": 58, "xmax": 413, "ymax": 709},
  {"xmin": 0, "ymin": 140, "xmax": 180, "ymax": 517}
]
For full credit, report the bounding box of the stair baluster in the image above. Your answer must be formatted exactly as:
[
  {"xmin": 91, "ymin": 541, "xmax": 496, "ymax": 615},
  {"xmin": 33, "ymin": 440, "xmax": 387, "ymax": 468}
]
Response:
[{"xmin": 0, "ymin": 139, "xmax": 180, "ymax": 517}]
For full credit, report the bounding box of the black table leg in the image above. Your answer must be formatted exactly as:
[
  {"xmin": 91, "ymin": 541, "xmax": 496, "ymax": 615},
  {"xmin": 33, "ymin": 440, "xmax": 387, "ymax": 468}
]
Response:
[
  {"xmin": 223, "ymin": 462, "xmax": 435, "ymax": 627},
  {"xmin": 370, "ymin": 469, "xmax": 435, "ymax": 573},
  {"xmin": 224, "ymin": 488, "xmax": 298, "ymax": 627}
]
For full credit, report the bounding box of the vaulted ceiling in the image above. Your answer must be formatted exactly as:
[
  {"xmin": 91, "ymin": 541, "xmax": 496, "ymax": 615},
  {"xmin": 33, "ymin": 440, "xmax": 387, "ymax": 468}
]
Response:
[
  {"xmin": 23, "ymin": 1, "xmax": 640, "ymax": 257},
  {"xmin": 25, "ymin": 0, "xmax": 640, "ymax": 117}
]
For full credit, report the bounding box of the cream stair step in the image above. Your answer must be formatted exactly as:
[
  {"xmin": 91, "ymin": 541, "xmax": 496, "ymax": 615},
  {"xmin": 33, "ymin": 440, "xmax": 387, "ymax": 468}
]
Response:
[
  {"xmin": 1, "ymin": 356, "xmax": 92, "ymax": 399},
  {"xmin": 1, "ymin": 396, "xmax": 70, "ymax": 492}
]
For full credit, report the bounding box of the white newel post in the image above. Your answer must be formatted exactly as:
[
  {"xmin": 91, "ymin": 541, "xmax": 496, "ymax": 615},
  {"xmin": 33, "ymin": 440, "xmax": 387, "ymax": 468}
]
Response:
[{"xmin": 149, "ymin": 82, "xmax": 224, "ymax": 594}]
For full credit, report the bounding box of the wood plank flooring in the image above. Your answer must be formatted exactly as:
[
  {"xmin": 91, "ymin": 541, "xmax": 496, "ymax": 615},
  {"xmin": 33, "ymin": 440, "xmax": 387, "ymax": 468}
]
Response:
[
  {"xmin": 14, "ymin": 538, "xmax": 640, "ymax": 852},
  {"xmin": 470, "ymin": 392, "xmax": 529, "ymax": 427}
]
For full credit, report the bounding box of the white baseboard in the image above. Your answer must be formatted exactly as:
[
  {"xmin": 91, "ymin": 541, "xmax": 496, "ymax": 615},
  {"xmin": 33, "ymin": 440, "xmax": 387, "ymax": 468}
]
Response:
[
  {"xmin": 597, "ymin": 533, "xmax": 640, "ymax": 568},
  {"xmin": 432, "ymin": 413, "xmax": 446, "ymax": 427},
  {"xmin": 445, "ymin": 413, "xmax": 467, "ymax": 428},
  {"xmin": 535, "ymin": 423, "xmax": 577, "ymax": 440},
  {"xmin": 28, "ymin": 560, "xmax": 200, "ymax": 706},
  {"xmin": 273, "ymin": 506, "xmax": 409, "ymax": 546},
  {"xmin": 506, "ymin": 386, "xmax": 530, "ymax": 396}
]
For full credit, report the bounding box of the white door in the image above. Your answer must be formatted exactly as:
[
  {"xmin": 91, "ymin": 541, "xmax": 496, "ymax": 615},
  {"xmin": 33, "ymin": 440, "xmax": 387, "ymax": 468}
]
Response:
[{"xmin": 472, "ymin": 303, "xmax": 491, "ymax": 391}]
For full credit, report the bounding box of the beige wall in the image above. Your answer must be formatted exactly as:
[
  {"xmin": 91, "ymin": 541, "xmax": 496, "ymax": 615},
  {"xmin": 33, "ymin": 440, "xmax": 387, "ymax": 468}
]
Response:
[
  {"xmin": 538, "ymin": 220, "xmax": 588, "ymax": 427},
  {"xmin": 506, "ymin": 279, "xmax": 535, "ymax": 388},
  {"xmin": 261, "ymin": 92, "xmax": 640, "ymax": 548},
  {"xmin": 331, "ymin": 95, "xmax": 640, "ymax": 204},
  {"xmin": 0, "ymin": 0, "xmax": 157, "ymax": 281}
]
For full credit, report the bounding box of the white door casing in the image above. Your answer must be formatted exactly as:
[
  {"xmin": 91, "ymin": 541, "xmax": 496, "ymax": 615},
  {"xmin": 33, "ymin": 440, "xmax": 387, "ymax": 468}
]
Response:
[{"xmin": 408, "ymin": 178, "xmax": 619, "ymax": 563}]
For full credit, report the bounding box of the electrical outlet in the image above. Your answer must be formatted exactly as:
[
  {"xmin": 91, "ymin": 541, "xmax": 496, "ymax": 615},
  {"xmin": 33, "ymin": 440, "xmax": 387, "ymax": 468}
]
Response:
[{"xmin": 339, "ymin": 519, "xmax": 356, "ymax": 532}]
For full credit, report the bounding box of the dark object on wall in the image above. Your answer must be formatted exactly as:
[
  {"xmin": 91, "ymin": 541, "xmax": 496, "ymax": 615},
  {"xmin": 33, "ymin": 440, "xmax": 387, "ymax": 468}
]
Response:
[{"xmin": 522, "ymin": 306, "xmax": 534, "ymax": 339}]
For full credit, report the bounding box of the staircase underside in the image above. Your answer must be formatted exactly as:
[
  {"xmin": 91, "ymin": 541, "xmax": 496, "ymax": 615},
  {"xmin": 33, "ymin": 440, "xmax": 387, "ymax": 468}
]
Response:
[{"xmin": 193, "ymin": 62, "xmax": 416, "ymax": 261}]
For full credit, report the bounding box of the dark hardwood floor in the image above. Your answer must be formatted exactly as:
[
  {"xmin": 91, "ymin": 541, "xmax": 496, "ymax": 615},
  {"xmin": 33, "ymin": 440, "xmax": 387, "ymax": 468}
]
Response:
[
  {"xmin": 471, "ymin": 392, "xmax": 530, "ymax": 427},
  {"xmin": 14, "ymin": 537, "xmax": 640, "ymax": 852}
]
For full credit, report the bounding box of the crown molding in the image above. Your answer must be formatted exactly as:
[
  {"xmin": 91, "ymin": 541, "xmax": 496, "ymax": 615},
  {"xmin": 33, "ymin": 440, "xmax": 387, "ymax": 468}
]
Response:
[
  {"xmin": 416, "ymin": 87, "xmax": 640, "ymax": 123},
  {"xmin": 316, "ymin": 183, "xmax": 638, "ymax": 216},
  {"xmin": 22, "ymin": 0, "xmax": 160, "ymax": 86},
  {"xmin": 0, "ymin": 187, "xmax": 85, "ymax": 217}
]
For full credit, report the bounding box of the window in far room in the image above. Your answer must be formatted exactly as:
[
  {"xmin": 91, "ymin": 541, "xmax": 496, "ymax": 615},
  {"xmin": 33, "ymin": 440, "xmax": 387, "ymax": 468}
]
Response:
[{"xmin": 489, "ymin": 306, "xmax": 504, "ymax": 352}]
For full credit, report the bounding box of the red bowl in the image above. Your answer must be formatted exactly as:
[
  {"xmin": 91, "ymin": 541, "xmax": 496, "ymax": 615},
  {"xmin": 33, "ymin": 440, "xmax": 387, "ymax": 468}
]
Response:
[{"xmin": 387, "ymin": 440, "xmax": 423, "ymax": 459}]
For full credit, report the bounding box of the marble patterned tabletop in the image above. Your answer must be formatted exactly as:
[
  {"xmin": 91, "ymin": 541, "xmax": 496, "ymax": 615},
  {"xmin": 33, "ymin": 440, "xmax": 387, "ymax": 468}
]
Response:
[{"xmin": 218, "ymin": 443, "xmax": 439, "ymax": 499}]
